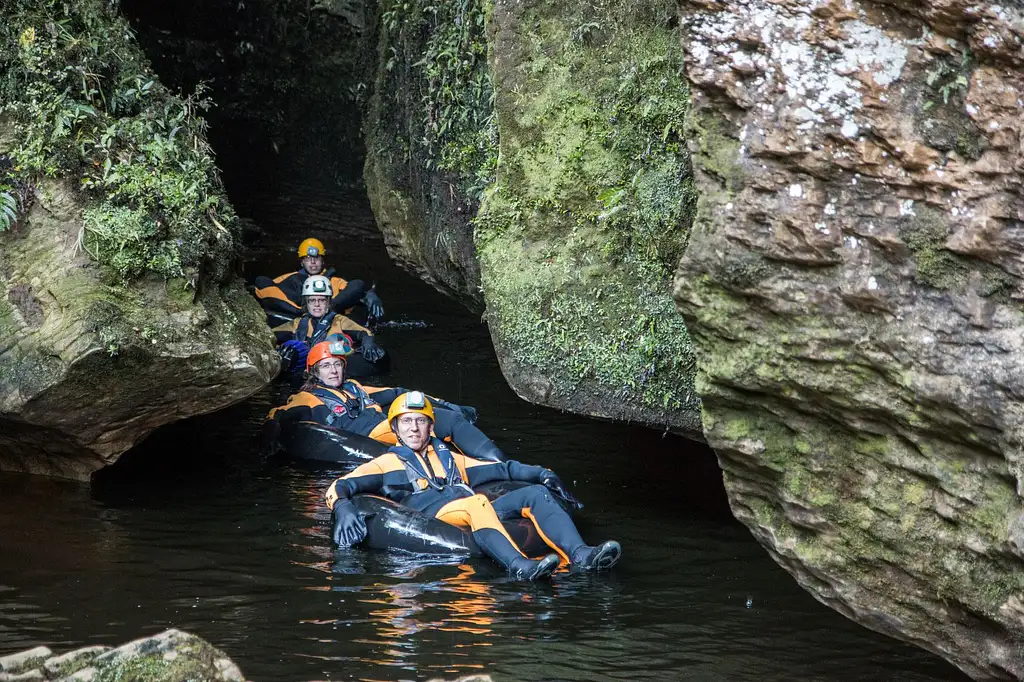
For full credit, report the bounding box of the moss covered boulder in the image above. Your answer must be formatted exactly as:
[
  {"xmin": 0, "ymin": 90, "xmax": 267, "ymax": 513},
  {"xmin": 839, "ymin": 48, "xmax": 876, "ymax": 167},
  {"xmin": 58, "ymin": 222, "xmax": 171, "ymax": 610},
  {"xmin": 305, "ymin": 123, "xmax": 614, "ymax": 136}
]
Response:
[
  {"xmin": 674, "ymin": 0, "xmax": 1024, "ymax": 677},
  {"xmin": 0, "ymin": 629, "xmax": 246, "ymax": 681},
  {"xmin": 0, "ymin": 0, "xmax": 278, "ymax": 479},
  {"xmin": 365, "ymin": 0, "xmax": 701, "ymax": 433}
]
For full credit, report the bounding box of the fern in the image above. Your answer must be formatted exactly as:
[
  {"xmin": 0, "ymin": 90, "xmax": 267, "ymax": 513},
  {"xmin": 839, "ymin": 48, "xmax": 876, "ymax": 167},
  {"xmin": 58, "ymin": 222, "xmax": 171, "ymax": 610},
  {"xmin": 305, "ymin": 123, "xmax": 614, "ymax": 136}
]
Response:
[{"xmin": 0, "ymin": 187, "xmax": 18, "ymax": 231}]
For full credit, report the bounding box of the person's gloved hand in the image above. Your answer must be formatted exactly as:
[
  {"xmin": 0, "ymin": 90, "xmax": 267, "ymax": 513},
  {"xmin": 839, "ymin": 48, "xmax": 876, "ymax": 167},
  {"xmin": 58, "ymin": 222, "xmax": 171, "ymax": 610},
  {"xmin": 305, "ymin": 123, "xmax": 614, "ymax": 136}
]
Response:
[
  {"xmin": 277, "ymin": 344, "xmax": 298, "ymax": 372},
  {"xmin": 360, "ymin": 336, "xmax": 386, "ymax": 362},
  {"xmin": 363, "ymin": 289, "xmax": 385, "ymax": 320},
  {"xmin": 277, "ymin": 340, "xmax": 309, "ymax": 372},
  {"xmin": 457, "ymin": 404, "xmax": 478, "ymax": 423},
  {"xmin": 332, "ymin": 499, "xmax": 367, "ymax": 547},
  {"xmin": 539, "ymin": 470, "xmax": 584, "ymax": 511}
]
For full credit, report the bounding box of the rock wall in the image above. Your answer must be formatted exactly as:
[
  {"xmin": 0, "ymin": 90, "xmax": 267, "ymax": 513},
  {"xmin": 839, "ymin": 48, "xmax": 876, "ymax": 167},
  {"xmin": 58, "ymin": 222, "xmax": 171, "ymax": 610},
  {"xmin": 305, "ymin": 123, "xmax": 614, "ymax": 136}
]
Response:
[
  {"xmin": 673, "ymin": 0, "xmax": 1024, "ymax": 678},
  {"xmin": 363, "ymin": 0, "xmax": 493, "ymax": 303},
  {"xmin": 365, "ymin": 0, "xmax": 702, "ymax": 433},
  {"xmin": 0, "ymin": 0, "xmax": 278, "ymax": 479}
]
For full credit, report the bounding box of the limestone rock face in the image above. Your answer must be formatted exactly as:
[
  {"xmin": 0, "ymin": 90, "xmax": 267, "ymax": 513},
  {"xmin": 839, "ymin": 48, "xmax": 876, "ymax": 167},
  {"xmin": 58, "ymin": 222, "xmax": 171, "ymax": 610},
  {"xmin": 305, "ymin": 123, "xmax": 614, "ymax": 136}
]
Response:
[
  {"xmin": 0, "ymin": 181, "xmax": 279, "ymax": 480},
  {"xmin": 674, "ymin": 0, "xmax": 1024, "ymax": 678}
]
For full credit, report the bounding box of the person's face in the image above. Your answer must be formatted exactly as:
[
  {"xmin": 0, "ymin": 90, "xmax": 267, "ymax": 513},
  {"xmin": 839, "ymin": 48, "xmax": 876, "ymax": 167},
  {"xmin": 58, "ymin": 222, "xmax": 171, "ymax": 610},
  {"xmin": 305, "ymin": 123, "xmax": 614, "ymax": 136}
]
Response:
[
  {"xmin": 315, "ymin": 358, "xmax": 345, "ymax": 387},
  {"xmin": 306, "ymin": 295, "xmax": 329, "ymax": 318},
  {"xmin": 395, "ymin": 414, "xmax": 431, "ymax": 451},
  {"xmin": 301, "ymin": 255, "xmax": 324, "ymax": 275}
]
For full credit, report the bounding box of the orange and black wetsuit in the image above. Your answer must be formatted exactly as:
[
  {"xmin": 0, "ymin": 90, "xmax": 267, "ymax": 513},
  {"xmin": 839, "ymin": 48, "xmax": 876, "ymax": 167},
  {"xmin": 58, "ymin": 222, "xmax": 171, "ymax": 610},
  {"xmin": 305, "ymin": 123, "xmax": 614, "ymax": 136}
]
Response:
[
  {"xmin": 267, "ymin": 380, "xmax": 503, "ymax": 460},
  {"xmin": 255, "ymin": 268, "xmax": 366, "ymax": 322},
  {"xmin": 272, "ymin": 311, "xmax": 375, "ymax": 350},
  {"xmin": 325, "ymin": 438, "xmax": 587, "ymax": 569}
]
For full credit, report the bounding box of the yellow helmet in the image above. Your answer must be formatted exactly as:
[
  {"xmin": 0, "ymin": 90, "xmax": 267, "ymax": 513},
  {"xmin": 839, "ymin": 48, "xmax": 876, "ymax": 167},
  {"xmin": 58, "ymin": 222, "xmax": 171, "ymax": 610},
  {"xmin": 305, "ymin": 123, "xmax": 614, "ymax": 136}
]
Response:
[
  {"xmin": 297, "ymin": 238, "xmax": 326, "ymax": 258},
  {"xmin": 387, "ymin": 391, "xmax": 435, "ymax": 427}
]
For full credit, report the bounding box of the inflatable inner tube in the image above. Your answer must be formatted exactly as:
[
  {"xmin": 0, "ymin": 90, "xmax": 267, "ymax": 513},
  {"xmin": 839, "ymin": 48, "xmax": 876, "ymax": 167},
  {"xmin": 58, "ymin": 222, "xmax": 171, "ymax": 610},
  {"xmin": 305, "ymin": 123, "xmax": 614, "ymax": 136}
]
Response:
[
  {"xmin": 353, "ymin": 484, "xmax": 548, "ymax": 558},
  {"xmin": 278, "ymin": 421, "xmax": 386, "ymax": 469}
]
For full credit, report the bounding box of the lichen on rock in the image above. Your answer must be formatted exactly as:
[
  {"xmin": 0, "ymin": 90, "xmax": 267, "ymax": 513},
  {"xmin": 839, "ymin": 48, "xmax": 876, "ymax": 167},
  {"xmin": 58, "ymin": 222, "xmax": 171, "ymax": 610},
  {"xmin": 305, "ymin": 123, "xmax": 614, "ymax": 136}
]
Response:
[
  {"xmin": 674, "ymin": 0, "xmax": 1024, "ymax": 677},
  {"xmin": 0, "ymin": 0, "xmax": 278, "ymax": 479}
]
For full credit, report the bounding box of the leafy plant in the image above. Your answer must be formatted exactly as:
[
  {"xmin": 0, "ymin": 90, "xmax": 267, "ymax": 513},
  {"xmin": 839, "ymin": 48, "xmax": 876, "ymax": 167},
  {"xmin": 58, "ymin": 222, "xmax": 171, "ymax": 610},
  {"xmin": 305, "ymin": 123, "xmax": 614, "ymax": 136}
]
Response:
[
  {"xmin": 0, "ymin": 186, "xmax": 17, "ymax": 231},
  {"xmin": 0, "ymin": 0, "xmax": 237, "ymax": 282},
  {"xmin": 922, "ymin": 48, "xmax": 972, "ymax": 111}
]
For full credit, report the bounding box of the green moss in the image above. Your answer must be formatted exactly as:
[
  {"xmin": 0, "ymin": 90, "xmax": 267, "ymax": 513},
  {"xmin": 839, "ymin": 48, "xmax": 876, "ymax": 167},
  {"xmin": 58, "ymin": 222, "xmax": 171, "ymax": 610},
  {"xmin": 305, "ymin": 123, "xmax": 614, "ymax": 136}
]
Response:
[
  {"xmin": 898, "ymin": 207, "xmax": 967, "ymax": 290},
  {"xmin": 96, "ymin": 654, "xmax": 206, "ymax": 682},
  {"xmin": 686, "ymin": 110, "xmax": 743, "ymax": 192},
  {"xmin": 718, "ymin": 253, "xmax": 773, "ymax": 290},
  {"xmin": 475, "ymin": 0, "xmax": 697, "ymax": 417},
  {"xmin": 969, "ymin": 481, "xmax": 1019, "ymax": 542},
  {"xmin": 899, "ymin": 206, "xmax": 1013, "ymax": 295},
  {"xmin": 368, "ymin": 0, "xmax": 496, "ymax": 201},
  {"xmin": 0, "ymin": 0, "xmax": 238, "ymax": 283},
  {"xmin": 902, "ymin": 480, "xmax": 927, "ymax": 506}
]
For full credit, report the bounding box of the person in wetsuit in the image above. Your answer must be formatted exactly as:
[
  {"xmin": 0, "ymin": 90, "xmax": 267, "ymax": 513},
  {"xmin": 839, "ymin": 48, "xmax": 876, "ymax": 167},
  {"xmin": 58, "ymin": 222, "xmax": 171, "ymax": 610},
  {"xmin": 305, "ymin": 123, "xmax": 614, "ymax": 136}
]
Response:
[
  {"xmin": 325, "ymin": 391, "xmax": 622, "ymax": 580},
  {"xmin": 274, "ymin": 275, "xmax": 386, "ymax": 371},
  {"xmin": 254, "ymin": 237, "xmax": 384, "ymax": 326},
  {"xmin": 268, "ymin": 341, "xmax": 504, "ymax": 461}
]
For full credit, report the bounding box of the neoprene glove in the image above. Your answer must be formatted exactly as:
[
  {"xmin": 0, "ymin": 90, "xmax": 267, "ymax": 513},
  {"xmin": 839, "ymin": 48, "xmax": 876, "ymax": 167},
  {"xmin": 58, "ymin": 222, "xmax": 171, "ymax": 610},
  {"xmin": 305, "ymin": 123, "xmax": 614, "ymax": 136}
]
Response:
[
  {"xmin": 360, "ymin": 336, "xmax": 386, "ymax": 362},
  {"xmin": 457, "ymin": 404, "xmax": 478, "ymax": 423},
  {"xmin": 332, "ymin": 499, "xmax": 367, "ymax": 547},
  {"xmin": 278, "ymin": 340, "xmax": 309, "ymax": 373},
  {"xmin": 363, "ymin": 289, "xmax": 385, "ymax": 320},
  {"xmin": 539, "ymin": 470, "xmax": 584, "ymax": 511}
]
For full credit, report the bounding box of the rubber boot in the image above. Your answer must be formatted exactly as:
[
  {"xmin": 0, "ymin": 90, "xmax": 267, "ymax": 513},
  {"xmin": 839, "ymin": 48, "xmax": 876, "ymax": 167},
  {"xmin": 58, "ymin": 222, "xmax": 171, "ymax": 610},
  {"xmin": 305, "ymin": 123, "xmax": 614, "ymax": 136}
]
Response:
[
  {"xmin": 570, "ymin": 541, "xmax": 622, "ymax": 571},
  {"xmin": 509, "ymin": 554, "xmax": 560, "ymax": 580},
  {"xmin": 473, "ymin": 528, "xmax": 555, "ymax": 580}
]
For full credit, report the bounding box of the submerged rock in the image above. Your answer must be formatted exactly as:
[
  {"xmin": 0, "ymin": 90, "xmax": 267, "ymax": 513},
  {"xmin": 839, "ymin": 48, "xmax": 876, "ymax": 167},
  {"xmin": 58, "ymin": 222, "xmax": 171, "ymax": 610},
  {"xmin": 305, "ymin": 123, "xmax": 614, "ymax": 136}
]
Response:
[
  {"xmin": 0, "ymin": 630, "xmax": 245, "ymax": 681},
  {"xmin": 674, "ymin": 0, "xmax": 1024, "ymax": 677}
]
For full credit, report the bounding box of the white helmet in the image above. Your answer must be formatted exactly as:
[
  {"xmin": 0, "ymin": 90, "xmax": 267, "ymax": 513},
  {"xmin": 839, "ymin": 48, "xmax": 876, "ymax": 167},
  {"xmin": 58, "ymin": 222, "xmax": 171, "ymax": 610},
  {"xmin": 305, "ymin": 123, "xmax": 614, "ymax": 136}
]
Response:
[{"xmin": 301, "ymin": 275, "xmax": 332, "ymax": 298}]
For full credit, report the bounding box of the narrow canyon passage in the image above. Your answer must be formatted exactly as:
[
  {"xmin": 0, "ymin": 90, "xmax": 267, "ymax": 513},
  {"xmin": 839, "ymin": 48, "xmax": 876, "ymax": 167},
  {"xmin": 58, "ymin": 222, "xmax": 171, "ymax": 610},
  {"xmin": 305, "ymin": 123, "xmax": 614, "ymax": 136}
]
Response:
[{"xmin": 0, "ymin": 1, "xmax": 972, "ymax": 680}]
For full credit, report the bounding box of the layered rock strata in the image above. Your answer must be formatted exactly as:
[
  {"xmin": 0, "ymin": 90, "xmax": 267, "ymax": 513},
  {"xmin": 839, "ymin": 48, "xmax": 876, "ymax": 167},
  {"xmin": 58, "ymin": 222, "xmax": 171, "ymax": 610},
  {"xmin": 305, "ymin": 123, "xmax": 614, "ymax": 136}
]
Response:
[{"xmin": 673, "ymin": 0, "xmax": 1024, "ymax": 678}]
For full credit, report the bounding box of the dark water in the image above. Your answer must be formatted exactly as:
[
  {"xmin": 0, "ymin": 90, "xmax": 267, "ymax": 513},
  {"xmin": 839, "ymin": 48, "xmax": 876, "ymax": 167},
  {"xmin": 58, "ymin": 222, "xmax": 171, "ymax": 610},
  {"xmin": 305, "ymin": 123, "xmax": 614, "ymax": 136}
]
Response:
[{"xmin": 0, "ymin": 200, "xmax": 966, "ymax": 681}]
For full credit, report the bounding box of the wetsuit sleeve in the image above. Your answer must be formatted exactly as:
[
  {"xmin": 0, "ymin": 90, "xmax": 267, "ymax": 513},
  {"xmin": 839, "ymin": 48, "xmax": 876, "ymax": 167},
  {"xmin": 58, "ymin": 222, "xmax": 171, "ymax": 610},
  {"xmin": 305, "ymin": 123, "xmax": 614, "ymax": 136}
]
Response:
[
  {"xmin": 458, "ymin": 454, "xmax": 548, "ymax": 487},
  {"xmin": 324, "ymin": 459, "xmax": 387, "ymax": 509},
  {"xmin": 256, "ymin": 272, "xmax": 304, "ymax": 313},
  {"xmin": 331, "ymin": 278, "xmax": 366, "ymax": 313},
  {"xmin": 272, "ymin": 318, "xmax": 300, "ymax": 345},
  {"xmin": 267, "ymin": 392, "xmax": 315, "ymax": 423},
  {"xmin": 331, "ymin": 315, "xmax": 374, "ymax": 339}
]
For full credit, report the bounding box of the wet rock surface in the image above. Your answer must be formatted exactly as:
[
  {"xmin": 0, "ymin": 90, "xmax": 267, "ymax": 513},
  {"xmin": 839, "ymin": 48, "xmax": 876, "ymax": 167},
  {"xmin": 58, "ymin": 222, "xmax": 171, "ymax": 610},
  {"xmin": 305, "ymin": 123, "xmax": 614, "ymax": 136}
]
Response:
[
  {"xmin": 674, "ymin": 0, "xmax": 1024, "ymax": 678},
  {"xmin": 0, "ymin": 180, "xmax": 279, "ymax": 480},
  {"xmin": 364, "ymin": 0, "xmax": 702, "ymax": 434},
  {"xmin": 0, "ymin": 630, "xmax": 244, "ymax": 682}
]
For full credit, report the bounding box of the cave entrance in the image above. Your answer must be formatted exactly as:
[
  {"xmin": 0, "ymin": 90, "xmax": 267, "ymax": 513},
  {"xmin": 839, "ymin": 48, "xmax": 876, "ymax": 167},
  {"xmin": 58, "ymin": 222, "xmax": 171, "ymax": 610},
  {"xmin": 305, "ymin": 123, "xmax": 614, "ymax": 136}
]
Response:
[{"xmin": 120, "ymin": 0, "xmax": 370, "ymax": 226}]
